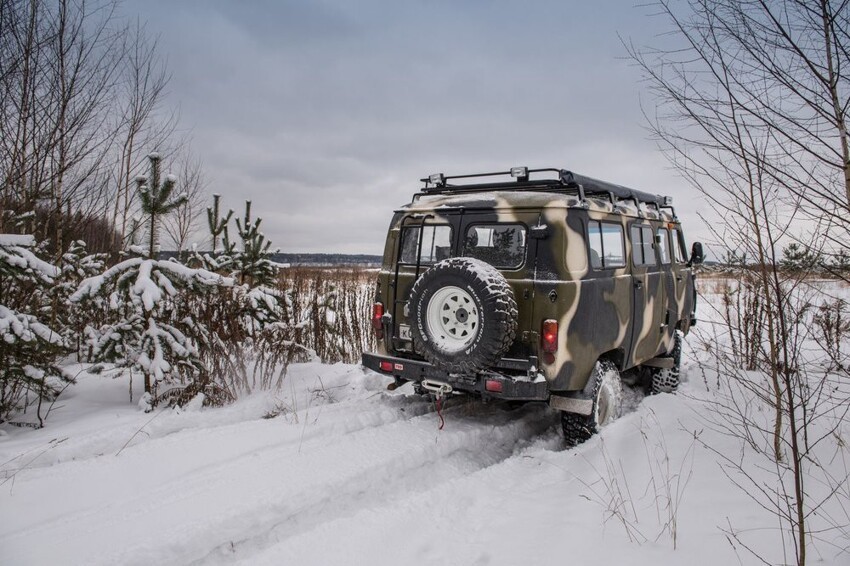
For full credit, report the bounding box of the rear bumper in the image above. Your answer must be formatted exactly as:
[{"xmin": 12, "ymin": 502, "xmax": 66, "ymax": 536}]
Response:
[{"xmin": 361, "ymin": 352, "xmax": 550, "ymax": 401}]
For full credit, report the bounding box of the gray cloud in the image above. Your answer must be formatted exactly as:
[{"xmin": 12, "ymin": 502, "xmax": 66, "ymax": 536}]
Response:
[{"xmin": 123, "ymin": 0, "xmax": 709, "ymax": 254}]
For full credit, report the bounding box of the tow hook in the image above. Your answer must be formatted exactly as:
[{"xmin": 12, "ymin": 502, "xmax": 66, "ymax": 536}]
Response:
[
  {"xmin": 420, "ymin": 379, "xmax": 453, "ymax": 397},
  {"xmin": 420, "ymin": 380, "xmax": 452, "ymax": 430}
]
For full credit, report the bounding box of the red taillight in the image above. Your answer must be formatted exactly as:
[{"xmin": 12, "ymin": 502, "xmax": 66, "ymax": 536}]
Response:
[
  {"xmin": 379, "ymin": 360, "xmax": 393, "ymax": 372},
  {"xmin": 372, "ymin": 302, "xmax": 384, "ymax": 338},
  {"xmin": 541, "ymin": 319, "xmax": 558, "ymax": 353},
  {"xmin": 485, "ymin": 379, "xmax": 503, "ymax": 393}
]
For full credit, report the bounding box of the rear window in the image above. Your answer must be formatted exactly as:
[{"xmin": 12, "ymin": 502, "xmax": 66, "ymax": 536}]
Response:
[
  {"xmin": 463, "ymin": 224, "xmax": 526, "ymax": 268},
  {"xmin": 400, "ymin": 225, "xmax": 453, "ymax": 264}
]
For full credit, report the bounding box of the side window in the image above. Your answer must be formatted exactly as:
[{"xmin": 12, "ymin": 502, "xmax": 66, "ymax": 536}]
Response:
[
  {"xmin": 657, "ymin": 228, "xmax": 671, "ymax": 264},
  {"xmin": 588, "ymin": 221, "xmax": 625, "ymax": 269},
  {"xmin": 670, "ymin": 228, "xmax": 687, "ymax": 263},
  {"xmin": 463, "ymin": 224, "xmax": 526, "ymax": 268},
  {"xmin": 630, "ymin": 224, "xmax": 657, "ymax": 266},
  {"xmin": 400, "ymin": 225, "xmax": 453, "ymax": 264}
]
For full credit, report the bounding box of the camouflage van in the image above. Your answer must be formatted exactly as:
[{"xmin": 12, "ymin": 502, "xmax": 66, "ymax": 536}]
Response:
[{"xmin": 362, "ymin": 167, "xmax": 704, "ymax": 444}]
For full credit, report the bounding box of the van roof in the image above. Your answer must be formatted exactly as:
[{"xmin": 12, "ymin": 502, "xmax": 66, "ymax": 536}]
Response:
[
  {"xmin": 400, "ymin": 190, "xmax": 678, "ymax": 223},
  {"xmin": 416, "ymin": 168, "xmax": 669, "ymax": 207}
]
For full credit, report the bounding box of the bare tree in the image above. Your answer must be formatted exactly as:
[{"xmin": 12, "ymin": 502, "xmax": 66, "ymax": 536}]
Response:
[
  {"xmin": 0, "ymin": 0, "xmax": 126, "ymax": 255},
  {"xmin": 0, "ymin": 1, "xmax": 189, "ymax": 258},
  {"xmin": 109, "ymin": 18, "xmax": 178, "ymax": 252},
  {"xmin": 629, "ymin": 1, "xmax": 850, "ymax": 564}
]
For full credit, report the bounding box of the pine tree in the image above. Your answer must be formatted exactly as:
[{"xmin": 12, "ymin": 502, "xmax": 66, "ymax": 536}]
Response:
[
  {"xmin": 191, "ymin": 194, "xmax": 235, "ymax": 273},
  {"xmin": 206, "ymin": 193, "xmax": 233, "ymax": 254},
  {"xmin": 137, "ymin": 153, "xmax": 188, "ymax": 258},
  {"xmin": 830, "ymin": 249, "xmax": 850, "ymax": 275},
  {"xmin": 234, "ymin": 200, "xmax": 277, "ymax": 287},
  {"xmin": 55, "ymin": 240, "xmax": 107, "ymax": 360},
  {"xmin": 193, "ymin": 198, "xmax": 283, "ymax": 325},
  {"xmin": 781, "ymin": 243, "xmax": 821, "ymax": 273},
  {"xmin": 73, "ymin": 159, "xmax": 230, "ymax": 409},
  {"xmin": 72, "ymin": 257, "xmax": 232, "ymax": 409},
  {"xmin": 0, "ymin": 238, "xmax": 70, "ymax": 423},
  {"xmin": 184, "ymin": 194, "xmax": 312, "ymax": 395}
]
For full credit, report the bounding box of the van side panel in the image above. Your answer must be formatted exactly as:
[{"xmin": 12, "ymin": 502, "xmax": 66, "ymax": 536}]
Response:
[{"xmin": 545, "ymin": 212, "xmax": 633, "ymax": 392}]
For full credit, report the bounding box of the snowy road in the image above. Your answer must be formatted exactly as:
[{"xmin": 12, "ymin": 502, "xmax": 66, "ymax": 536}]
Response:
[
  {"xmin": 1, "ymin": 362, "xmax": 846, "ymax": 565},
  {"xmin": 1, "ymin": 366, "xmax": 561, "ymax": 565}
]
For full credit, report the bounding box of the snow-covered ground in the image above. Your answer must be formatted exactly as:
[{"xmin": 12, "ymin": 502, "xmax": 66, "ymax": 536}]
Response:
[{"xmin": 2, "ymin": 282, "xmax": 849, "ymax": 565}]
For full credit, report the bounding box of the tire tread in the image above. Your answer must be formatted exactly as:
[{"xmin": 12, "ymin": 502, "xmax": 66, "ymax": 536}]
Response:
[{"xmin": 409, "ymin": 258, "xmax": 518, "ymax": 374}]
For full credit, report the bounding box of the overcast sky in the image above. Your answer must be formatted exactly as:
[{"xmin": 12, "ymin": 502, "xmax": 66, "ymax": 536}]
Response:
[{"xmin": 122, "ymin": 0, "xmax": 707, "ymax": 254}]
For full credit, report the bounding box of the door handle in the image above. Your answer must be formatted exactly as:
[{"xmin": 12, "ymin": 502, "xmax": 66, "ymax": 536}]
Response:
[
  {"xmin": 634, "ymin": 280, "xmax": 643, "ymax": 290},
  {"xmin": 676, "ymin": 275, "xmax": 683, "ymax": 282}
]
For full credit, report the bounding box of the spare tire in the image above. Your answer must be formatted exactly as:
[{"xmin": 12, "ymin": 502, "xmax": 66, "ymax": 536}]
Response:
[{"xmin": 409, "ymin": 257, "xmax": 518, "ymax": 374}]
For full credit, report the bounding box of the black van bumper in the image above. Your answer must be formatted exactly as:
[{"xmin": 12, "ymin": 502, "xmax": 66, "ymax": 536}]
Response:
[{"xmin": 361, "ymin": 352, "xmax": 550, "ymax": 401}]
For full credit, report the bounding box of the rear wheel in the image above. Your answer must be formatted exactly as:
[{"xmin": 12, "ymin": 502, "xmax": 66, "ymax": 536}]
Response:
[
  {"xmin": 561, "ymin": 359, "xmax": 623, "ymax": 447},
  {"xmin": 651, "ymin": 330, "xmax": 682, "ymax": 394}
]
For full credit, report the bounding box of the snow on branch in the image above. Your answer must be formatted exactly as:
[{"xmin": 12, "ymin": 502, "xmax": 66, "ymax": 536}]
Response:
[{"xmin": 0, "ymin": 244, "xmax": 61, "ymax": 283}]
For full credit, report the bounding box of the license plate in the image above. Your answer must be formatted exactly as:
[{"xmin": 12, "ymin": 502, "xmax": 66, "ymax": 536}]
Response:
[{"xmin": 398, "ymin": 325, "xmax": 411, "ymax": 341}]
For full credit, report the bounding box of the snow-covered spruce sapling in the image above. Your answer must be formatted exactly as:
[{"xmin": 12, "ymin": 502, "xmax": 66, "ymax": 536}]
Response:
[
  {"xmin": 234, "ymin": 200, "xmax": 277, "ymax": 287},
  {"xmin": 192, "ymin": 197, "xmax": 314, "ymax": 393},
  {"xmin": 198, "ymin": 198, "xmax": 287, "ymax": 333},
  {"xmin": 230, "ymin": 200, "xmax": 302, "ymax": 358},
  {"xmin": 190, "ymin": 194, "xmax": 235, "ymax": 273},
  {"xmin": 72, "ymin": 252, "xmax": 233, "ymax": 410},
  {"xmin": 0, "ymin": 240, "xmax": 71, "ymax": 423},
  {"xmin": 137, "ymin": 153, "xmax": 188, "ymax": 258},
  {"xmin": 54, "ymin": 241, "xmax": 107, "ymax": 360},
  {"xmin": 207, "ymin": 194, "xmax": 234, "ymax": 254}
]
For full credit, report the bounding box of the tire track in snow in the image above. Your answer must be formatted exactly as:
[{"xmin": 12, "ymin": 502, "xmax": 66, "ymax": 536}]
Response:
[
  {"xmin": 0, "ymin": 393, "xmax": 431, "ymax": 564},
  {"xmin": 0, "ymin": 388, "xmax": 428, "ymax": 489},
  {"xmin": 191, "ymin": 400, "xmax": 561, "ymax": 566},
  {"xmin": 0, "ymin": 368, "xmax": 415, "ymax": 477},
  {"xmin": 227, "ymin": 388, "xmax": 650, "ymax": 566},
  {"xmin": 0, "ymin": 395, "xmax": 557, "ymax": 566},
  {"xmin": 197, "ymin": 385, "xmax": 648, "ymax": 566}
]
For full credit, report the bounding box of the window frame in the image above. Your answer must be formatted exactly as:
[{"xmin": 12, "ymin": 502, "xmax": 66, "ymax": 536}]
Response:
[
  {"xmin": 630, "ymin": 223, "xmax": 658, "ymax": 267},
  {"xmin": 461, "ymin": 222, "xmax": 528, "ymax": 270},
  {"xmin": 670, "ymin": 227, "xmax": 687, "ymax": 264},
  {"xmin": 398, "ymin": 224, "xmax": 454, "ymax": 266},
  {"xmin": 657, "ymin": 227, "xmax": 672, "ymax": 265},
  {"xmin": 587, "ymin": 220, "xmax": 626, "ymax": 270}
]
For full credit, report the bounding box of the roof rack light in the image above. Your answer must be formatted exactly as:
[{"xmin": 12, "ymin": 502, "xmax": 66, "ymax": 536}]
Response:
[
  {"xmin": 510, "ymin": 166, "xmax": 529, "ymax": 181},
  {"xmin": 662, "ymin": 195, "xmax": 673, "ymax": 206},
  {"xmin": 429, "ymin": 173, "xmax": 445, "ymax": 186}
]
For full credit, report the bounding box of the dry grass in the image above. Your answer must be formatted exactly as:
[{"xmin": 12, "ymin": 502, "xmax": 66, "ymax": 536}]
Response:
[{"xmin": 278, "ymin": 267, "xmax": 378, "ymax": 364}]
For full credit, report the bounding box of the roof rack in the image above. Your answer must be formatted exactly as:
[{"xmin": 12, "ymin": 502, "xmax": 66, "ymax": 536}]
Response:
[{"xmin": 417, "ymin": 167, "xmax": 671, "ymax": 209}]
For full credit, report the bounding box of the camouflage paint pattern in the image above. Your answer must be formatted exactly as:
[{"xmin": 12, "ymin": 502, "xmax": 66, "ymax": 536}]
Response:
[{"xmin": 372, "ymin": 189, "xmax": 695, "ymax": 394}]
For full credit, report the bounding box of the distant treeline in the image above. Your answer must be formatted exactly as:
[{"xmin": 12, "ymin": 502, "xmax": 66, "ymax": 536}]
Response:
[
  {"xmin": 270, "ymin": 253, "xmax": 382, "ymax": 266},
  {"xmin": 161, "ymin": 251, "xmax": 383, "ymax": 267}
]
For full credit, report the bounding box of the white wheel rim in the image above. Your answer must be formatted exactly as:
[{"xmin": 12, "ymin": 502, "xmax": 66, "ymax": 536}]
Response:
[
  {"xmin": 426, "ymin": 286, "xmax": 480, "ymax": 352},
  {"xmin": 596, "ymin": 384, "xmax": 613, "ymax": 426}
]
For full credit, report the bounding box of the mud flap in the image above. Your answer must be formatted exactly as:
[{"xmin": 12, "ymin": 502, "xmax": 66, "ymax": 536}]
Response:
[{"xmin": 549, "ymin": 395, "xmax": 593, "ymax": 416}]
